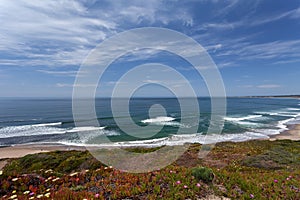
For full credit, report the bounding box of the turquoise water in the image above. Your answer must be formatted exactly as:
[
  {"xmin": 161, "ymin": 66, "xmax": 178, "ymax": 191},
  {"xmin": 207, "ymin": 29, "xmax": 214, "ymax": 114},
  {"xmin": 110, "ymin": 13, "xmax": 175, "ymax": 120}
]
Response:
[{"xmin": 0, "ymin": 97, "xmax": 300, "ymax": 147}]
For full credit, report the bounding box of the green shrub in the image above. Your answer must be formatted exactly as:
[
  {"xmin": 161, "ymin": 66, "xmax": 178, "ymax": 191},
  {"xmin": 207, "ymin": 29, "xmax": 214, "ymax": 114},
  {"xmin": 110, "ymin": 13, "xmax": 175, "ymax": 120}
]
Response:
[{"xmin": 191, "ymin": 167, "xmax": 214, "ymax": 183}]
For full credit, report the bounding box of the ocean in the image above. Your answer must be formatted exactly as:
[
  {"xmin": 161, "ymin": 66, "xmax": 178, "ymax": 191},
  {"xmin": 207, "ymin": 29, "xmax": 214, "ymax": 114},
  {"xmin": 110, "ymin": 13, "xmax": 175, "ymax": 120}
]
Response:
[{"xmin": 0, "ymin": 97, "xmax": 300, "ymax": 147}]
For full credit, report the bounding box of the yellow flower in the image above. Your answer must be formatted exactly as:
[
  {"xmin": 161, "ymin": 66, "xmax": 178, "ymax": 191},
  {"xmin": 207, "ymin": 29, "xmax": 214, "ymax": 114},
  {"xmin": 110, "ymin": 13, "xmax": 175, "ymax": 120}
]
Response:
[
  {"xmin": 0, "ymin": 170, "xmax": 3, "ymax": 175},
  {"xmin": 12, "ymin": 178, "xmax": 18, "ymax": 182},
  {"xmin": 24, "ymin": 191, "xmax": 30, "ymax": 194}
]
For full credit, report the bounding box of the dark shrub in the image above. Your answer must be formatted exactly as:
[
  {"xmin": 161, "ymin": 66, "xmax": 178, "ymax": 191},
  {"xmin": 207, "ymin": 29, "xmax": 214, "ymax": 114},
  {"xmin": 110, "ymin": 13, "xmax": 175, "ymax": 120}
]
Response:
[{"xmin": 191, "ymin": 167, "xmax": 214, "ymax": 183}]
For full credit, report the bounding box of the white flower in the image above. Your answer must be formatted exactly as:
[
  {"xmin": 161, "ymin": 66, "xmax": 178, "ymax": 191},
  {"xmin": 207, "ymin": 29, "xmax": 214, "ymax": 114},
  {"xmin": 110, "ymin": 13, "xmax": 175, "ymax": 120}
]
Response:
[
  {"xmin": 52, "ymin": 177, "xmax": 60, "ymax": 182},
  {"xmin": 44, "ymin": 192, "xmax": 51, "ymax": 198},
  {"xmin": 24, "ymin": 191, "xmax": 30, "ymax": 194},
  {"xmin": 70, "ymin": 172, "xmax": 78, "ymax": 177},
  {"xmin": 9, "ymin": 195, "xmax": 17, "ymax": 199}
]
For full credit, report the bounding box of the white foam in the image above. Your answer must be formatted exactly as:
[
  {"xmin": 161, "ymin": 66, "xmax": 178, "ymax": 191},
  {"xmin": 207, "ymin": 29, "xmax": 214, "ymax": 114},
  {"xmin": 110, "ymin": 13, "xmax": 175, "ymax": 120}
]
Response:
[
  {"xmin": 64, "ymin": 132, "xmax": 270, "ymax": 148},
  {"xmin": 66, "ymin": 126, "xmax": 105, "ymax": 133},
  {"xmin": 32, "ymin": 122, "xmax": 62, "ymax": 127},
  {"xmin": 0, "ymin": 125, "xmax": 66, "ymax": 138},
  {"xmin": 258, "ymin": 111, "xmax": 299, "ymax": 117},
  {"xmin": 287, "ymin": 108, "xmax": 300, "ymax": 111},
  {"xmin": 224, "ymin": 115, "xmax": 263, "ymax": 122},
  {"xmin": 0, "ymin": 124, "xmax": 107, "ymax": 139},
  {"xmin": 75, "ymin": 129, "xmax": 120, "ymax": 144},
  {"xmin": 141, "ymin": 116, "xmax": 176, "ymax": 123},
  {"xmin": 224, "ymin": 115, "xmax": 264, "ymax": 128},
  {"xmin": 112, "ymin": 132, "xmax": 269, "ymax": 147},
  {"xmin": 141, "ymin": 116, "xmax": 189, "ymax": 127}
]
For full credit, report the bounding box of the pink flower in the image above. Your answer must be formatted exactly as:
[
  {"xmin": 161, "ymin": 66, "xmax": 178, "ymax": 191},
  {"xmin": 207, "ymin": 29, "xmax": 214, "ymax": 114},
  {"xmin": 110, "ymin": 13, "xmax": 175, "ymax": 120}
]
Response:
[
  {"xmin": 196, "ymin": 183, "xmax": 201, "ymax": 187},
  {"xmin": 176, "ymin": 180, "xmax": 181, "ymax": 184},
  {"xmin": 95, "ymin": 193, "xmax": 100, "ymax": 198},
  {"xmin": 183, "ymin": 185, "xmax": 188, "ymax": 189},
  {"xmin": 169, "ymin": 170, "xmax": 173, "ymax": 173},
  {"xmin": 286, "ymin": 177, "xmax": 290, "ymax": 181},
  {"xmin": 274, "ymin": 179, "xmax": 278, "ymax": 183},
  {"xmin": 250, "ymin": 194, "xmax": 254, "ymax": 198}
]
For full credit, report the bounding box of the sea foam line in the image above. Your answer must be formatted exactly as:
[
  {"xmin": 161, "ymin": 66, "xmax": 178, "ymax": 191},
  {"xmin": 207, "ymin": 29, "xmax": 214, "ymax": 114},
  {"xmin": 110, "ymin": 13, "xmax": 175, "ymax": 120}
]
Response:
[
  {"xmin": 141, "ymin": 116, "xmax": 176, "ymax": 123},
  {"xmin": 224, "ymin": 115, "xmax": 263, "ymax": 122},
  {"xmin": 32, "ymin": 122, "xmax": 62, "ymax": 127},
  {"xmin": 0, "ymin": 124, "xmax": 107, "ymax": 139}
]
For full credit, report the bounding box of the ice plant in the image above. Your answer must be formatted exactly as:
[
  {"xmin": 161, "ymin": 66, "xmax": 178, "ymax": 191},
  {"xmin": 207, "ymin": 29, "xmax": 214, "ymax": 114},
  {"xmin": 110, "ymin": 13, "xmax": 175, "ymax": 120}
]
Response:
[
  {"xmin": 176, "ymin": 180, "xmax": 181, "ymax": 184},
  {"xmin": 274, "ymin": 179, "xmax": 278, "ymax": 183},
  {"xmin": 250, "ymin": 194, "xmax": 254, "ymax": 198}
]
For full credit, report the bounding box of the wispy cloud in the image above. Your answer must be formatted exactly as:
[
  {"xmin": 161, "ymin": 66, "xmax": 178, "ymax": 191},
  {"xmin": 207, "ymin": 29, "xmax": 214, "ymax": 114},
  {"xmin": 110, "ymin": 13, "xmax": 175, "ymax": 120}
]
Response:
[
  {"xmin": 257, "ymin": 84, "xmax": 281, "ymax": 89},
  {"xmin": 0, "ymin": 0, "xmax": 194, "ymax": 67},
  {"xmin": 56, "ymin": 83, "xmax": 97, "ymax": 88},
  {"xmin": 37, "ymin": 69, "xmax": 79, "ymax": 77},
  {"xmin": 215, "ymin": 39, "xmax": 300, "ymax": 64}
]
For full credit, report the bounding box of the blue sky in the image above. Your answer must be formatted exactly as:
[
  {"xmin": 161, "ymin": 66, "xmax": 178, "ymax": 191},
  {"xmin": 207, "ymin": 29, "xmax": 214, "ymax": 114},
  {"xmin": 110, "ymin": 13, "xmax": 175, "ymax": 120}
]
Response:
[{"xmin": 0, "ymin": 0, "xmax": 300, "ymax": 97}]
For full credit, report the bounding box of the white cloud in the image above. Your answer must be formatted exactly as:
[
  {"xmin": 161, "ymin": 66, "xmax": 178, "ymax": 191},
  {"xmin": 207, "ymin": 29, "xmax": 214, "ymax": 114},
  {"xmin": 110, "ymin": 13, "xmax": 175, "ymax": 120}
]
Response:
[
  {"xmin": 37, "ymin": 70, "xmax": 78, "ymax": 77},
  {"xmin": 56, "ymin": 83, "xmax": 97, "ymax": 87},
  {"xmin": 0, "ymin": 0, "xmax": 194, "ymax": 67},
  {"xmin": 257, "ymin": 84, "xmax": 281, "ymax": 89},
  {"xmin": 215, "ymin": 39, "xmax": 300, "ymax": 63}
]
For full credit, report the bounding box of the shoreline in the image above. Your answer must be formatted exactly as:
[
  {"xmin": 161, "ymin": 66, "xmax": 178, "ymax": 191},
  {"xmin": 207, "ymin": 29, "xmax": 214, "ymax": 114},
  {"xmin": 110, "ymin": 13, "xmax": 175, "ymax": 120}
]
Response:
[
  {"xmin": 1, "ymin": 124, "xmax": 300, "ymax": 161},
  {"xmin": 270, "ymin": 124, "xmax": 300, "ymax": 141}
]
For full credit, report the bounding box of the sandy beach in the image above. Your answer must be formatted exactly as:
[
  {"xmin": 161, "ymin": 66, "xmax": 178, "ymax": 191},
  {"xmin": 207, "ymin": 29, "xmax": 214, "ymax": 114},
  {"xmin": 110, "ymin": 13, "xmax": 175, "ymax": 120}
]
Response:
[
  {"xmin": 270, "ymin": 124, "xmax": 300, "ymax": 141},
  {"xmin": 0, "ymin": 144, "xmax": 86, "ymax": 160}
]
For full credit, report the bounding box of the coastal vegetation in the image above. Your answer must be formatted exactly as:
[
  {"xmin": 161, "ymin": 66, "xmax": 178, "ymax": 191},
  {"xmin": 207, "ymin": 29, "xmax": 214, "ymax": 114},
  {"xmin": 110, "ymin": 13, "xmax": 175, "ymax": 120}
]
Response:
[{"xmin": 0, "ymin": 140, "xmax": 299, "ymax": 199}]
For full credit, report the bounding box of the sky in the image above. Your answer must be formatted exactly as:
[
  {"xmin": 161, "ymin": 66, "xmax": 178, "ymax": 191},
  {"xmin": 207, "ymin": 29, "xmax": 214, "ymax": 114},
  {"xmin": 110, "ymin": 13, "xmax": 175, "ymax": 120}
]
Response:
[{"xmin": 0, "ymin": 0, "xmax": 300, "ymax": 97}]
